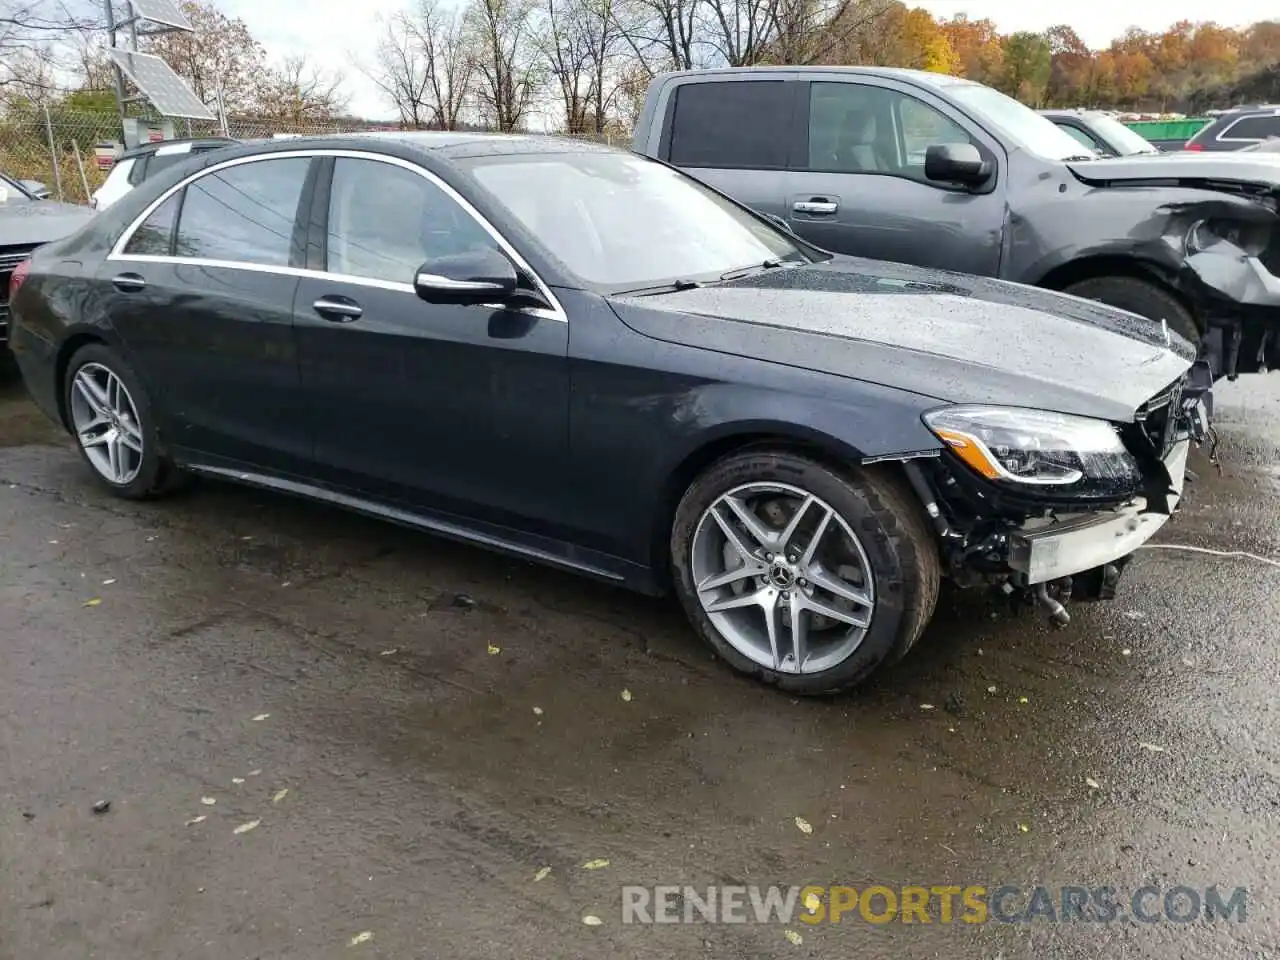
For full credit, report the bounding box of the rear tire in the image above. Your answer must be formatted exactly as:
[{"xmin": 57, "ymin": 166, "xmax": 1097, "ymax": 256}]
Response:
[
  {"xmin": 63, "ymin": 343, "xmax": 186, "ymax": 500},
  {"xmin": 1063, "ymin": 276, "xmax": 1200, "ymax": 346},
  {"xmin": 670, "ymin": 450, "xmax": 940, "ymax": 695}
]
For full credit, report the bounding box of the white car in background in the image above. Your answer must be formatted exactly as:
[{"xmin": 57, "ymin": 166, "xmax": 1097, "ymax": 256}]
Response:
[{"xmin": 91, "ymin": 137, "xmax": 238, "ymax": 210}]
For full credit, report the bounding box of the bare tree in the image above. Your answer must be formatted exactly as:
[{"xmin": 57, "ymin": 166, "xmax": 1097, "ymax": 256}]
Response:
[
  {"xmin": 256, "ymin": 54, "xmax": 349, "ymax": 124},
  {"xmin": 0, "ymin": 0, "xmax": 100, "ymax": 94},
  {"xmin": 538, "ymin": 0, "xmax": 595, "ymax": 132},
  {"xmin": 369, "ymin": 2, "xmax": 474, "ymax": 129},
  {"xmin": 614, "ymin": 0, "xmax": 701, "ymax": 72},
  {"xmin": 466, "ymin": 0, "xmax": 542, "ymax": 131}
]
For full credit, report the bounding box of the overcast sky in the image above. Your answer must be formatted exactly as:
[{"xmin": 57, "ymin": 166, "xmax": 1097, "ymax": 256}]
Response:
[{"xmin": 217, "ymin": 0, "xmax": 1280, "ymax": 120}]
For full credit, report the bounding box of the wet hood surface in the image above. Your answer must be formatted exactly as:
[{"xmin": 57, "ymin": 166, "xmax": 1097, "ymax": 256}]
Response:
[
  {"xmin": 1068, "ymin": 152, "xmax": 1280, "ymax": 189},
  {"xmin": 610, "ymin": 257, "xmax": 1195, "ymax": 422},
  {"xmin": 0, "ymin": 200, "xmax": 95, "ymax": 247}
]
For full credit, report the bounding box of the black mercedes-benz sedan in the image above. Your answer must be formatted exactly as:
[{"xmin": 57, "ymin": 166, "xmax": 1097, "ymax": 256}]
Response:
[{"xmin": 8, "ymin": 133, "xmax": 1207, "ymax": 695}]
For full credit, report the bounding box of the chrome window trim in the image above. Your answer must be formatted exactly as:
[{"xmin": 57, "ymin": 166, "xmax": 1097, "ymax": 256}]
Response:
[
  {"xmin": 108, "ymin": 148, "xmax": 568, "ymax": 323},
  {"xmin": 1217, "ymin": 114, "xmax": 1280, "ymax": 142}
]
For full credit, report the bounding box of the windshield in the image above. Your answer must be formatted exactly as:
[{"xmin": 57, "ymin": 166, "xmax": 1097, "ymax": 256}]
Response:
[
  {"xmin": 948, "ymin": 84, "xmax": 1097, "ymax": 161},
  {"xmin": 465, "ymin": 152, "xmax": 810, "ymax": 289},
  {"xmin": 1089, "ymin": 115, "xmax": 1158, "ymax": 155}
]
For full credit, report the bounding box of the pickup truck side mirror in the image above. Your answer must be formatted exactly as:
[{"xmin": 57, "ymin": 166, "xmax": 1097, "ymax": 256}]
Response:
[{"xmin": 924, "ymin": 143, "xmax": 992, "ymax": 187}]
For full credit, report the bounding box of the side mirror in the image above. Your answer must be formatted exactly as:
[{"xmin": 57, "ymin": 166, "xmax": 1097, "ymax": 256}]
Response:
[
  {"xmin": 924, "ymin": 143, "xmax": 992, "ymax": 187},
  {"xmin": 414, "ymin": 248, "xmax": 518, "ymax": 305}
]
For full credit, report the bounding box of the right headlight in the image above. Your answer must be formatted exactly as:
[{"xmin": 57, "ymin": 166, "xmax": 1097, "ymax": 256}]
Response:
[{"xmin": 922, "ymin": 405, "xmax": 1142, "ymax": 495}]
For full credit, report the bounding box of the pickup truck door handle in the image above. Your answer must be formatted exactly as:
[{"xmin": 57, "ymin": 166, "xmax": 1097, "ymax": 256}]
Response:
[
  {"xmin": 111, "ymin": 273, "xmax": 147, "ymax": 292},
  {"xmin": 793, "ymin": 199, "xmax": 839, "ymax": 215},
  {"xmin": 312, "ymin": 296, "xmax": 363, "ymax": 322}
]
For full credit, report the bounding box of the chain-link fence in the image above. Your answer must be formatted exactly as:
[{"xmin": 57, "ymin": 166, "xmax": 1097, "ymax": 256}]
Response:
[{"xmin": 0, "ymin": 112, "xmax": 628, "ymax": 206}]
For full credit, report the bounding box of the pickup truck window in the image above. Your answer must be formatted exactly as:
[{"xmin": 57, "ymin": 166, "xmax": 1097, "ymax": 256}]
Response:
[
  {"xmin": 668, "ymin": 80, "xmax": 791, "ymax": 169},
  {"xmin": 1220, "ymin": 114, "xmax": 1280, "ymax": 141},
  {"xmin": 806, "ymin": 81, "xmax": 972, "ymax": 182},
  {"xmin": 1056, "ymin": 123, "xmax": 1103, "ymax": 153}
]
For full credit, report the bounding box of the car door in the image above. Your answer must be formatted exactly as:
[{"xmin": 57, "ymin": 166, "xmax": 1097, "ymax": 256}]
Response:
[
  {"xmin": 102, "ymin": 154, "xmax": 316, "ymax": 471},
  {"xmin": 784, "ymin": 77, "xmax": 1006, "ymax": 277},
  {"xmin": 292, "ymin": 153, "xmax": 571, "ymax": 528},
  {"xmin": 657, "ymin": 76, "xmax": 800, "ymax": 224}
]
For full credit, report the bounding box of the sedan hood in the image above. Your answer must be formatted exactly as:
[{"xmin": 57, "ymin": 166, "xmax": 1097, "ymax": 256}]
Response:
[
  {"xmin": 609, "ymin": 258, "xmax": 1194, "ymax": 423},
  {"xmin": 1068, "ymin": 153, "xmax": 1280, "ymax": 192},
  {"xmin": 0, "ymin": 199, "xmax": 95, "ymax": 246}
]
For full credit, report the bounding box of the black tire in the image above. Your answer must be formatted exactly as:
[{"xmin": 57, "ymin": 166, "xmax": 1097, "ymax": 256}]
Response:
[
  {"xmin": 1063, "ymin": 276, "xmax": 1200, "ymax": 346},
  {"xmin": 670, "ymin": 450, "xmax": 940, "ymax": 695},
  {"xmin": 63, "ymin": 342, "xmax": 186, "ymax": 499}
]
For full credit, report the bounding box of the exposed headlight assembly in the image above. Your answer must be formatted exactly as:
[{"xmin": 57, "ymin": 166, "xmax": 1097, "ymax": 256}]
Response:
[
  {"xmin": 1185, "ymin": 217, "xmax": 1272, "ymax": 258},
  {"xmin": 923, "ymin": 405, "xmax": 1142, "ymax": 494}
]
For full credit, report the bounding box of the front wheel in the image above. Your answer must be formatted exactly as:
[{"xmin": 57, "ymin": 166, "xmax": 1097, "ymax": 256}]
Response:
[
  {"xmin": 1063, "ymin": 276, "xmax": 1200, "ymax": 346},
  {"xmin": 64, "ymin": 343, "xmax": 186, "ymax": 499},
  {"xmin": 670, "ymin": 450, "xmax": 940, "ymax": 695}
]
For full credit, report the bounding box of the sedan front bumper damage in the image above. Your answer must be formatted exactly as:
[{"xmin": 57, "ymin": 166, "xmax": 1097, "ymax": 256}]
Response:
[{"xmin": 1008, "ymin": 440, "xmax": 1190, "ymax": 585}]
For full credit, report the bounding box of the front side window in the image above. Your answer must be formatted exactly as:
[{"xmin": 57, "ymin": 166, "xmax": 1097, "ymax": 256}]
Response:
[
  {"xmin": 325, "ymin": 157, "xmax": 498, "ymax": 284},
  {"xmin": 1222, "ymin": 115, "xmax": 1280, "ymax": 141},
  {"xmin": 806, "ymin": 82, "xmax": 974, "ymax": 180},
  {"xmin": 945, "ymin": 82, "xmax": 1092, "ymax": 160},
  {"xmin": 124, "ymin": 193, "xmax": 180, "ymax": 255},
  {"xmin": 668, "ymin": 80, "xmax": 792, "ymax": 169},
  {"xmin": 1055, "ymin": 122, "xmax": 1103, "ymax": 153},
  {"xmin": 173, "ymin": 157, "xmax": 309, "ymax": 265},
  {"xmin": 467, "ymin": 151, "xmax": 809, "ymax": 289}
]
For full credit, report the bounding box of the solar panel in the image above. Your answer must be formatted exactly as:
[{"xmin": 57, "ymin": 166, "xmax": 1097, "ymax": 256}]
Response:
[
  {"xmin": 106, "ymin": 49, "xmax": 216, "ymax": 120},
  {"xmin": 128, "ymin": 0, "xmax": 194, "ymax": 31}
]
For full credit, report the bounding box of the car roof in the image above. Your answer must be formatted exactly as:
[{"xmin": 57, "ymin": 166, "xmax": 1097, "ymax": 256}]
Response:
[
  {"xmin": 652, "ymin": 64, "xmax": 982, "ymax": 90},
  {"xmin": 201, "ymin": 130, "xmax": 621, "ymax": 162},
  {"xmin": 120, "ymin": 137, "xmax": 240, "ymax": 160}
]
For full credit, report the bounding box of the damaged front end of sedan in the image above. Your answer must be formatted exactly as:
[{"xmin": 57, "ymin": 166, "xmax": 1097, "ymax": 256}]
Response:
[{"xmin": 889, "ymin": 380, "xmax": 1212, "ymax": 627}]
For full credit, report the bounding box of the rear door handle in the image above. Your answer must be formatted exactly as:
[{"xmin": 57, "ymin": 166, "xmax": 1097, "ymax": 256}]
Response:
[
  {"xmin": 312, "ymin": 296, "xmax": 363, "ymax": 322},
  {"xmin": 112, "ymin": 273, "xmax": 146, "ymax": 292},
  {"xmin": 793, "ymin": 200, "xmax": 839, "ymax": 215}
]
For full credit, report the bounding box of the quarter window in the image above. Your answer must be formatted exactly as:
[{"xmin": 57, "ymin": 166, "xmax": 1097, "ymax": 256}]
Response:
[
  {"xmin": 173, "ymin": 157, "xmax": 309, "ymax": 265},
  {"xmin": 668, "ymin": 80, "xmax": 793, "ymax": 169},
  {"xmin": 806, "ymin": 82, "xmax": 974, "ymax": 181},
  {"xmin": 123, "ymin": 192, "xmax": 179, "ymax": 255},
  {"xmin": 325, "ymin": 157, "xmax": 498, "ymax": 284}
]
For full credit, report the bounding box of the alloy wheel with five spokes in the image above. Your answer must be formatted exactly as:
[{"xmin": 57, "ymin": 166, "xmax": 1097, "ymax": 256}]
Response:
[{"xmin": 69, "ymin": 361, "xmax": 145, "ymax": 486}]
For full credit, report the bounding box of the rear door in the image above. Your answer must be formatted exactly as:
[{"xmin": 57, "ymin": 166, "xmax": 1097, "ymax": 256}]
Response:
[
  {"xmin": 652, "ymin": 76, "xmax": 801, "ymax": 224},
  {"xmin": 783, "ymin": 76, "xmax": 1006, "ymax": 276},
  {"xmin": 102, "ymin": 154, "xmax": 317, "ymax": 470}
]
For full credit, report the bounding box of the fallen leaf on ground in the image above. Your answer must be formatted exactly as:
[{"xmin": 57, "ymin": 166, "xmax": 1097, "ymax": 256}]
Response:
[
  {"xmin": 1018, "ymin": 823, "xmax": 1029, "ymax": 833},
  {"xmin": 102, "ymin": 578, "xmax": 116, "ymax": 586},
  {"xmin": 1139, "ymin": 742, "xmax": 1166, "ymax": 753},
  {"xmin": 379, "ymin": 649, "xmax": 398, "ymax": 656},
  {"xmin": 783, "ymin": 929, "xmax": 804, "ymax": 945},
  {"xmin": 1018, "ymin": 697, "xmax": 1029, "ymax": 704},
  {"xmin": 794, "ymin": 816, "xmax": 813, "ymax": 835},
  {"xmin": 1085, "ymin": 777, "xmax": 1101, "ymax": 789},
  {"xmin": 349, "ymin": 931, "xmax": 373, "ymax": 946},
  {"xmin": 231, "ymin": 778, "xmax": 245, "ymax": 785},
  {"xmin": 920, "ymin": 703, "xmax": 935, "ymax": 710},
  {"xmin": 803, "ymin": 892, "xmax": 822, "ymax": 913},
  {"xmin": 83, "ymin": 598, "xmax": 102, "ymax": 607},
  {"xmin": 620, "ymin": 689, "xmax": 633, "ymax": 702},
  {"xmin": 1122, "ymin": 649, "xmax": 1132, "ymax": 657},
  {"xmin": 233, "ymin": 819, "xmax": 261, "ymax": 835},
  {"xmin": 583, "ymin": 859, "xmax": 610, "ymax": 870},
  {"xmin": 533, "ymin": 866, "xmax": 551, "ymax": 882},
  {"xmin": 251, "ymin": 713, "xmax": 271, "ymax": 722},
  {"xmin": 532, "ymin": 706, "xmax": 544, "ymax": 717},
  {"xmin": 200, "ymin": 796, "xmax": 216, "ymax": 806},
  {"xmin": 185, "ymin": 816, "xmax": 206, "ymax": 826},
  {"xmin": 487, "ymin": 643, "xmax": 501, "ymax": 655},
  {"xmin": 987, "ymin": 685, "xmax": 998, "ymax": 693},
  {"xmin": 582, "ymin": 916, "xmax": 602, "ymax": 926},
  {"xmin": 272, "ymin": 789, "xmax": 289, "ymax": 804}
]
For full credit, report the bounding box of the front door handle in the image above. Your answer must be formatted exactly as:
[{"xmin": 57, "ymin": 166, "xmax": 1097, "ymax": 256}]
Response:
[
  {"xmin": 793, "ymin": 199, "xmax": 839, "ymax": 215},
  {"xmin": 312, "ymin": 296, "xmax": 363, "ymax": 322},
  {"xmin": 112, "ymin": 273, "xmax": 147, "ymax": 292}
]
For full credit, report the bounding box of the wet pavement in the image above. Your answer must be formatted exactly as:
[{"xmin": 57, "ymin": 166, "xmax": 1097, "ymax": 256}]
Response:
[{"xmin": 2, "ymin": 371, "xmax": 1279, "ymax": 959}]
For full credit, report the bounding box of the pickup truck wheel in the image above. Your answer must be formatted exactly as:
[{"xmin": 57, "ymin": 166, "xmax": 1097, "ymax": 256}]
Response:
[
  {"xmin": 1063, "ymin": 276, "xmax": 1200, "ymax": 346},
  {"xmin": 670, "ymin": 451, "xmax": 940, "ymax": 695}
]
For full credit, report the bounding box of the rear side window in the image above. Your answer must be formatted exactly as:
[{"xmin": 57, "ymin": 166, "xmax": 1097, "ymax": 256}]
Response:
[
  {"xmin": 668, "ymin": 80, "xmax": 792, "ymax": 169},
  {"xmin": 1056, "ymin": 122, "xmax": 1103, "ymax": 152},
  {"xmin": 1221, "ymin": 115, "xmax": 1280, "ymax": 141},
  {"xmin": 174, "ymin": 157, "xmax": 309, "ymax": 266},
  {"xmin": 124, "ymin": 193, "xmax": 180, "ymax": 255}
]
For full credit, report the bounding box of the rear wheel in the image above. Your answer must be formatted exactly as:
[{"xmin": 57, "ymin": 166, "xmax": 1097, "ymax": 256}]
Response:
[
  {"xmin": 64, "ymin": 343, "xmax": 185, "ymax": 499},
  {"xmin": 670, "ymin": 450, "xmax": 940, "ymax": 695},
  {"xmin": 1063, "ymin": 275, "xmax": 1200, "ymax": 346}
]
